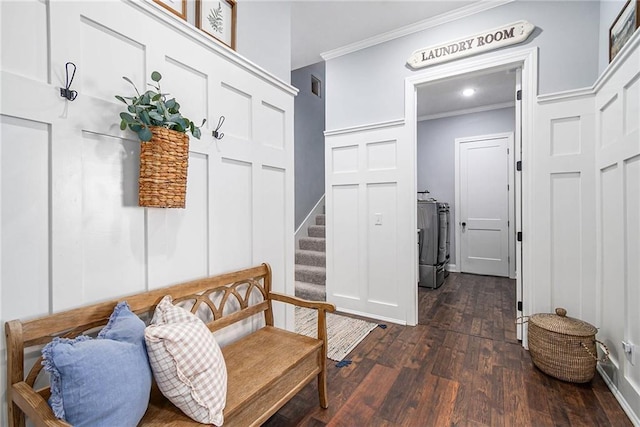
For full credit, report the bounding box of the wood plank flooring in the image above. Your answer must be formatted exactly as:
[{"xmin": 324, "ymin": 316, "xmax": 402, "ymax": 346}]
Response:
[{"xmin": 265, "ymin": 273, "xmax": 632, "ymax": 426}]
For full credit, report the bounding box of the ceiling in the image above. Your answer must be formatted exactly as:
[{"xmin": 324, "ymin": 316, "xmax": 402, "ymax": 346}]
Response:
[
  {"xmin": 416, "ymin": 67, "xmax": 516, "ymax": 119},
  {"xmin": 289, "ymin": 0, "xmax": 516, "ymax": 119},
  {"xmin": 290, "ymin": 0, "xmax": 480, "ymax": 71}
]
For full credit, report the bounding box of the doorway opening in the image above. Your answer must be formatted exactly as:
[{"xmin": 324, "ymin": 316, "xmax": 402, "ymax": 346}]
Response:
[{"xmin": 406, "ymin": 47, "xmax": 537, "ymax": 343}]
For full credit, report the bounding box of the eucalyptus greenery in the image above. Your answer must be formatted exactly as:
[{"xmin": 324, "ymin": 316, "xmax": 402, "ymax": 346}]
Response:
[
  {"xmin": 207, "ymin": 3, "xmax": 224, "ymax": 33},
  {"xmin": 116, "ymin": 71, "xmax": 205, "ymax": 142}
]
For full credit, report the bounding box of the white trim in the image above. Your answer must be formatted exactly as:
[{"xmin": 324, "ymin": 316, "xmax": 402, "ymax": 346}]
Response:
[
  {"xmin": 446, "ymin": 263, "xmax": 459, "ymax": 273},
  {"xmin": 321, "ymin": 0, "xmax": 513, "ymax": 62},
  {"xmin": 405, "ymin": 46, "xmax": 537, "ymax": 346},
  {"xmin": 597, "ymin": 365, "xmax": 640, "ymax": 427},
  {"xmin": 324, "ymin": 118, "xmax": 405, "ymax": 137},
  {"xmin": 128, "ymin": 0, "xmax": 298, "ymax": 96},
  {"xmin": 537, "ymin": 87, "xmax": 595, "ymax": 104},
  {"xmin": 336, "ymin": 307, "xmax": 406, "ymax": 327},
  {"xmin": 417, "ymin": 101, "xmax": 515, "ymax": 122}
]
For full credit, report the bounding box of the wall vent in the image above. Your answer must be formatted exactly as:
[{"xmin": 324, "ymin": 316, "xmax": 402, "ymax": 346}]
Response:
[{"xmin": 311, "ymin": 75, "xmax": 322, "ymax": 97}]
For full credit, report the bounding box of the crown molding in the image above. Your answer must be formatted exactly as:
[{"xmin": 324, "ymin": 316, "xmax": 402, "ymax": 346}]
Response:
[{"xmin": 321, "ymin": 0, "xmax": 513, "ymax": 62}]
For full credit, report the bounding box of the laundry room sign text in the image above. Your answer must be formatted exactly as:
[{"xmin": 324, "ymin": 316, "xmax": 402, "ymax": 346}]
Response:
[{"xmin": 407, "ymin": 20, "xmax": 535, "ymax": 69}]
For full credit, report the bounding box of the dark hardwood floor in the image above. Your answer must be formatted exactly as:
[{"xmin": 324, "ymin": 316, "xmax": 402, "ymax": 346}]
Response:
[{"xmin": 265, "ymin": 273, "xmax": 632, "ymax": 426}]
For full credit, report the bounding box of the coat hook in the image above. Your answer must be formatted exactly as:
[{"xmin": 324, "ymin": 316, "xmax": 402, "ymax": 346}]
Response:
[
  {"xmin": 212, "ymin": 116, "xmax": 225, "ymax": 140},
  {"xmin": 60, "ymin": 62, "xmax": 78, "ymax": 101}
]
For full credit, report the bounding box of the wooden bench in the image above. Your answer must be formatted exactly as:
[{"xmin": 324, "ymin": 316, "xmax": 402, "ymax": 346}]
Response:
[{"xmin": 5, "ymin": 263, "xmax": 335, "ymax": 426}]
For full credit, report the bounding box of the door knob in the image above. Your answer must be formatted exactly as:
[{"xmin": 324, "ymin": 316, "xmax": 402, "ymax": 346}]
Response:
[{"xmin": 461, "ymin": 222, "xmax": 466, "ymax": 230}]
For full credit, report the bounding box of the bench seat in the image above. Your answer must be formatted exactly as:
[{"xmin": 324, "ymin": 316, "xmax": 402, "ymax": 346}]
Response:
[
  {"xmin": 5, "ymin": 263, "xmax": 335, "ymax": 427},
  {"xmin": 141, "ymin": 326, "xmax": 323, "ymax": 426}
]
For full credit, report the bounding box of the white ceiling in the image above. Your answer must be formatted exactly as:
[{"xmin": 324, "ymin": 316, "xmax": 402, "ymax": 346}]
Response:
[
  {"xmin": 416, "ymin": 67, "xmax": 517, "ymax": 119},
  {"xmin": 289, "ymin": 0, "xmax": 516, "ymax": 118}
]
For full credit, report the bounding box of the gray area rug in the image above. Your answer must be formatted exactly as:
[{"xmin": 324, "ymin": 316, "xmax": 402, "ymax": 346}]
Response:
[{"xmin": 295, "ymin": 307, "xmax": 378, "ymax": 361}]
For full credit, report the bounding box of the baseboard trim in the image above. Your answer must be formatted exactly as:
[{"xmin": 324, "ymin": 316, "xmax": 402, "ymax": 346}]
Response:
[
  {"xmin": 446, "ymin": 263, "xmax": 459, "ymax": 273},
  {"xmin": 597, "ymin": 365, "xmax": 640, "ymax": 426},
  {"xmin": 335, "ymin": 307, "xmax": 406, "ymax": 326}
]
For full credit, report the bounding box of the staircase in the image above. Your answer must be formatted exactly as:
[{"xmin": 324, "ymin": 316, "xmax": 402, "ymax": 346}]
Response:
[{"xmin": 295, "ymin": 213, "xmax": 326, "ymax": 301}]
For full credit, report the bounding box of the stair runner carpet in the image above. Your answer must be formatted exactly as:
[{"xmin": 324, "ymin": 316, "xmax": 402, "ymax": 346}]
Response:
[{"xmin": 295, "ymin": 213, "xmax": 326, "ymax": 301}]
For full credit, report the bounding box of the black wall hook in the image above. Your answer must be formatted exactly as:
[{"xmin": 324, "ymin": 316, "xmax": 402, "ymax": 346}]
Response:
[
  {"xmin": 60, "ymin": 62, "xmax": 78, "ymax": 101},
  {"xmin": 212, "ymin": 116, "xmax": 225, "ymax": 140}
]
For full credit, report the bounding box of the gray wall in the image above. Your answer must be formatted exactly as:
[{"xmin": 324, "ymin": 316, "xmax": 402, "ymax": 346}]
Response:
[
  {"xmin": 598, "ymin": 0, "xmax": 627, "ymax": 74},
  {"xmin": 326, "ymin": 1, "xmax": 600, "ymax": 130},
  {"xmin": 417, "ymin": 107, "xmax": 515, "ymax": 265},
  {"xmin": 236, "ymin": 2, "xmax": 291, "ymax": 83},
  {"xmin": 292, "ymin": 62, "xmax": 326, "ymax": 229}
]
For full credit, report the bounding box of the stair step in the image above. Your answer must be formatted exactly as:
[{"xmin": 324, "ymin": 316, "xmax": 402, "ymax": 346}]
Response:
[
  {"xmin": 295, "ymin": 265, "xmax": 326, "ymax": 285},
  {"xmin": 308, "ymin": 225, "xmax": 325, "ymax": 238},
  {"xmin": 299, "ymin": 237, "xmax": 325, "ymax": 252},
  {"xmin": 295, "ymin": 250, "xmax": 326, "ymax": 267},
  {"xmin": 295, "ymin": 281, "xmax": 326, "ymax": 301},
  {"xmin": 315, "ymin": 214, "xmax": 325, "ymax": 226}
]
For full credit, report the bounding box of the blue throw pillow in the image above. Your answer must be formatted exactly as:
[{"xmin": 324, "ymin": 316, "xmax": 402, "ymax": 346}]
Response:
[{"xmin": 42, "ymin": 301, "xmax": 152, "ymax": 427}]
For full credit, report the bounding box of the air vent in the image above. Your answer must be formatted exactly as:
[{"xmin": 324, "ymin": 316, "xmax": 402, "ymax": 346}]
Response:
[{"xmin": 311, "ymin": 75, "xmax": 322, "ymax": 98}]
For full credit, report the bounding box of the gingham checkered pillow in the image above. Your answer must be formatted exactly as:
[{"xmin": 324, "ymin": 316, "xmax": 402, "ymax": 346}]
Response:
[{"xmin": 145, "ymin": 295, "xmax": 227, "ymax": 425}]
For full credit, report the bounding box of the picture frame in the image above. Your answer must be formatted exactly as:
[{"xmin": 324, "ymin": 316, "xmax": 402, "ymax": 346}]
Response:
[
  {"xmin": 609, "ymin": 0, "xmax": 639, "ymax": 62},
  {"xmin": 152, "ymin": 0, "xmax": 187, "ymax": 20},
  {"xmin": 196, "ymin": 0, "xmax": 237, "ymax": 50}
]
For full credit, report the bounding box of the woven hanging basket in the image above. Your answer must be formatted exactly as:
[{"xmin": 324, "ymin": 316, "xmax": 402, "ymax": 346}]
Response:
[
  {"xmin": 138, "ymin": 126, "xmax": 189, "ymax": 208},
  {"xmin": 527, "ymin": 308, "xmax": 609, "ymax": 383}
]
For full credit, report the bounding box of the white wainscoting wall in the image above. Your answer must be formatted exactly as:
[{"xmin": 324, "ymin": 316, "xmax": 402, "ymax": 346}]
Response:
[
  {"xmin": 0, "ymin": 1, "xmax": 295, "ymax": 423},
  {"xmin": 594, "ymin": 32, "xmax": 640, "ymax": 423},
  {"xmin": 535, "ymin": 33, "xmax": 640, "ymax": 423},
  {"xmin": 324, "ymin": 119, "xmax": 416, "ymax": 325}
]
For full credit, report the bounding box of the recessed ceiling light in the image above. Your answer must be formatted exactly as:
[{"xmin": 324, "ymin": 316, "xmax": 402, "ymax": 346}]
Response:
[{"xmin": 462, "ymin": 88, "xmax": 475, "ymax": 97}]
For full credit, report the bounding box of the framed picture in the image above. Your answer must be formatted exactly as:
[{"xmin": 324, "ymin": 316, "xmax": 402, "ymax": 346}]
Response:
[
  {"xmin": 153, "ymin": 0, "xmax": 187, "ymax": 20},
  {"xmin": 196, "ymin": 0, "xmax": 237, "ymax": 49},
  {"xmin": 609, "ymin": 0, "xmax": 639, "ymax": 62}
]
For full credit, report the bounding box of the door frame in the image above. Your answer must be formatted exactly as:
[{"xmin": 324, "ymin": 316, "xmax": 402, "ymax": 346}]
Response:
[
  {"xmin": 404, "ymin": 47, "xmax": 537, "ymax": 344},
  {"xmin": 454, "ymin": 132, "xmax": 515, "ymax": 279}
]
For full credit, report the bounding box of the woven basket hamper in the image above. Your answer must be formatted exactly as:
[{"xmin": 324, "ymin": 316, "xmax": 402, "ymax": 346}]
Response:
[
  {"xmin": 138, "ymin": 126, "xmax": 189, "ymax": 208},
  {"xmin": 527, "ymin": 308, "xmax": 608, "ymax": 383}
]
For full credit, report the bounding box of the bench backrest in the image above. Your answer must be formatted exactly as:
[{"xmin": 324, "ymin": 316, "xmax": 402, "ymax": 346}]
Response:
[{"xmin": 4, "ymin": 263, "xmax": 273, "ymax": 427}]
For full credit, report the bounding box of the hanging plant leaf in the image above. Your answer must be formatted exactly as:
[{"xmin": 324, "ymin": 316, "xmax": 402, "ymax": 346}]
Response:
[
  {"xmin": 115, "ymin": 71, "xmax": 205, "ymax": 140},
  {"xmin": 139, "ymin": 125, "xmax": 153, "ymax": 142}
]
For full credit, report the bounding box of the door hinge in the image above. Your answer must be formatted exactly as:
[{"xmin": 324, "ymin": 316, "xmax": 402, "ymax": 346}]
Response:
[
  {"xmin": 516, "ymin": 161, "xmax": 522, "ymax": 171},
  {"xmin": 517, "ymin": 301, "xmax": 523, "ymax": 311},
  {"xmin": 517, "ymin": 231, "xmax": 522, "ymax": 242},
  {"xmin": 516, "ymin": 90, "xmax": 522, "ymax": 101}
]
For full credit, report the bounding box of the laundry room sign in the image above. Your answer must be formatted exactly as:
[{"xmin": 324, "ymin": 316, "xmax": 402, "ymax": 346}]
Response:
[{"xmin": 407, "ymin": 20, "xmax": 535, "ymax": 69}]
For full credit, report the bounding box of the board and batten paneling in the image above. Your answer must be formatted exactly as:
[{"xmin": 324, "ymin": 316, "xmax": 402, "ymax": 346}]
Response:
[
  {"xmin": 325, "ymin": 120, "xmax": 414, "ymax": 324},
  {"xmin": 533, "ymin": 33, "xmax": 640, "ymax": 423},
  {"xmin": 594, "ymin": 33, "xmax": 640, "ymax": 420},
  {"xmin": 0, "ymin": 1, "xmax": 295, "ymax": 423},
  {"xmin": 532, "ymin": 95, "xmax": 597, "ymax": 325}
]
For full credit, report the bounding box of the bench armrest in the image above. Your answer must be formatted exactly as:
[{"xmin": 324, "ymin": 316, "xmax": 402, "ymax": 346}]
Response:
[
  {"xmin": 269, "ymin": 292, "xmax": 335, "ymax": 313},
  {"xmin": 11, "ymin": 382, "xmax": 71, "ymax": 427}
]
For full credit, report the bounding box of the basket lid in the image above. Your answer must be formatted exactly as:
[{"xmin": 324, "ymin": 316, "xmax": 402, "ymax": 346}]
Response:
[{"xmin": 529, "ymin": 307, "xmax": 598, "ymax": 336}]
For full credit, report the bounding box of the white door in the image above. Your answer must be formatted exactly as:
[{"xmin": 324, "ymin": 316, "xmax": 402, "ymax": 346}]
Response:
[{"xmin": 456, "ymin": 133, "xmax": 512, "ymax": 277}]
